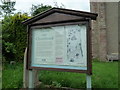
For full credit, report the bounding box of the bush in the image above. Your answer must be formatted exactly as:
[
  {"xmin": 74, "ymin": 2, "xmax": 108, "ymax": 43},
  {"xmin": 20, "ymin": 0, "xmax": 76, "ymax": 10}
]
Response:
[{"xmin": 2, "ymin": 13, "xmax": 30, "ymax": 62}]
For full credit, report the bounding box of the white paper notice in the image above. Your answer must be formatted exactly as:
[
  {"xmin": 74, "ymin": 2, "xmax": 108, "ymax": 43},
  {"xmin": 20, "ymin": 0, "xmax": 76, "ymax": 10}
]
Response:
[
  {"xmin": 32, "ymin": 28, "xmax": 55, "ymax": 65},
  {"xmin": 65, "ymin": 25, "xmax": 87, "ymax": 67},
  {"xmin": 53, "ymin": 26, "xmax": 67, "ymax": 65},
  {"xmin": 31, "ymin": 24, "xmax": 87, "ymax": 67}
]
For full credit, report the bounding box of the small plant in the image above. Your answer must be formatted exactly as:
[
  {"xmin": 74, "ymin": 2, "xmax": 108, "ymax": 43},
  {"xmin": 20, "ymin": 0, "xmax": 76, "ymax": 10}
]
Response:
[{"xmin": 51, "ymin": 81, "xmax": 61, "ymax": 88}]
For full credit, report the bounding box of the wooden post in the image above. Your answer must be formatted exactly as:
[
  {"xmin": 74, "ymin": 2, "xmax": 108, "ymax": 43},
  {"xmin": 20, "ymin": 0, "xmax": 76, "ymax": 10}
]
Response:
[
  {"xmin": 28, "ymin": 70, "xmax": 34, "ymax": 88},
  {"xmin": 33, "ymin": 70, "xmax": 39, "ymax": 87},
  {"xmin": 23, "ymin": 48, "xmax": 39, "ymax": 88},
  {"xmin": 86, "ymin": 74, "xmax": 92, "ymax": 89},
  {"xmin": 23, "ymin": 48, "xmax": 29, "ymax": 88}
]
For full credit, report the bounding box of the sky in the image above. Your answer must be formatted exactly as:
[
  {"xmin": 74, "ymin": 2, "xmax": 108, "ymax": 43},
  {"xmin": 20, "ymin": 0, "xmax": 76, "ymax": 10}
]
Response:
[
  {"xmin": 13, "ymin": 0, "xmax": 90, "ymax": 14},
  {"xmin": 1, "ymin": 0, "xmax": 119, "ymax": 15}
]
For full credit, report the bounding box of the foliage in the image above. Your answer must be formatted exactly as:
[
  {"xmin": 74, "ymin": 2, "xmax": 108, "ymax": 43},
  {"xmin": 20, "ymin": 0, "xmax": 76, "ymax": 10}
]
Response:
[
  {"xmin": 2, "ymin": 13, "xmax": 30, "ymax": 62},
  {"xmin": 30, "ymin": 3, "xmax": 65, "ymax": 16},
  {"xmin": 2, "ymin": 62, "xmax": 23, "ymax": 88},
  {"xmin": 53, "ymin": 2, "xmax": 65, "ymax": 8},
  {"xmin": 0, "ymin": 7, "xmax": 2, "ymax": 16},
  {"xmin": 31, "ymin": 4, "xmax": 52, "ymax": 16},
  {"xmin": 0, "ymin": 1, "xmax": 16, "ymax": 16},
  {"xmin": 2, "ymin": 61, "xmax": 118, "ymax": 88}
]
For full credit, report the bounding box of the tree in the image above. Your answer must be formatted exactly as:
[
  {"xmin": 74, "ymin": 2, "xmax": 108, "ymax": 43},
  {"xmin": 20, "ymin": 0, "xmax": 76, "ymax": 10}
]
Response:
[
  {"xmin": 0, "ymin": 0, "xmax": 16, "ymax": 16},
  {"xmin": 2, "ymin": 13, "xmax": 30, "ymax": 62},
  {"xmin": 30, "ymin": 3, "xmax": 65, "ymax": 16},
  {"xmin": 53, "ymin": 2, "xmax": 65, "ymax": 8},
  {"xmin": 31, "ymin": 4, "xmax": 52, "ymax": 16}
]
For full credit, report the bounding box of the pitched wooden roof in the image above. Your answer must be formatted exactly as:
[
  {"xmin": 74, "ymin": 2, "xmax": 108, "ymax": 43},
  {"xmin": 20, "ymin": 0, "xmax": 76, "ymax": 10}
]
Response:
[{"xmin": 22, "ymin": 8, "xmax": 98, "ymax": 25}]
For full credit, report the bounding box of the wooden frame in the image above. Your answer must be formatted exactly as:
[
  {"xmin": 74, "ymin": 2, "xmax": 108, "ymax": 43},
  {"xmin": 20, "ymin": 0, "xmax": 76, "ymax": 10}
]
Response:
[{"xmin": 27, "ymin": 19, "xmax": 92, "ymax": 75}]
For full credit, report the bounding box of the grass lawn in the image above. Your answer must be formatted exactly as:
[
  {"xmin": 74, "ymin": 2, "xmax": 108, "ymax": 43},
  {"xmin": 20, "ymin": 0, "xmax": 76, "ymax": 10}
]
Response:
[
  {"xmin": 2, "ymin": 62, "xmax": 23, "ymax": 88},
  {"xmin": 2, "ymin": 61, "xmax": 118, "ymax": 89}
]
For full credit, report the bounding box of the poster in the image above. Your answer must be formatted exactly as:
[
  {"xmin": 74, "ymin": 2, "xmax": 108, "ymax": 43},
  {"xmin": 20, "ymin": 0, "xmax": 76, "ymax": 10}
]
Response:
[
  {"xmin": 65, "ymin": 25, "xmax": 87, "ymax": 67},
  {"xmin": 53, "ymin": 26, "xmax": 67, "ymax": 65},
  {"xmin": 32, "ymin": 28, "xmax": 55, "ymax": 65},
  {"xmin": 31, "ymin": 24, "xmax": 87, "ymax": 67}
]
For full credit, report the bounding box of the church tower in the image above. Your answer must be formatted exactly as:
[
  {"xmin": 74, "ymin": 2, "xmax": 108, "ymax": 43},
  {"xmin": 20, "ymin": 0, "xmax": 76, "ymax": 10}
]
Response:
[{"xmin": 90, "ymin": 1, "xmax": 119, "ymax": 61}]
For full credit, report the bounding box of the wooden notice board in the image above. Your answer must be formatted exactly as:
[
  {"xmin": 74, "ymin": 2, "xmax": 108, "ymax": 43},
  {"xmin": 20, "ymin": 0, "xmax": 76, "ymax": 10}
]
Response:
[{"xmin": 22, "ymin": 8, "xmax": 98, "ymax": 75}]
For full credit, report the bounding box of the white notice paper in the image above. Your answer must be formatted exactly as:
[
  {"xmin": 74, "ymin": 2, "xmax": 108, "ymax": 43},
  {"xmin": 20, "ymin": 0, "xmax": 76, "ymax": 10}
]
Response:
[
  {"xmin": 32, "ymin": 28, "xmax": 55, "ymax": 65},
  {"xmin": 65, "ymin": 25, "xmax": 87, "ymax": 67},
  {"xmin": 53, "ymin": 26, "xmax": 67, "ymax": 65}
]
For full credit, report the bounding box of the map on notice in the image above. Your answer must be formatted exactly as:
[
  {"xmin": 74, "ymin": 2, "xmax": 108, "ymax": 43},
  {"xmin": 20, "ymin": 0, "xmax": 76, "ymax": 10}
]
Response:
[{"xmin": 31, "ymin": 25, "xmax": 87, "ymax": 67}]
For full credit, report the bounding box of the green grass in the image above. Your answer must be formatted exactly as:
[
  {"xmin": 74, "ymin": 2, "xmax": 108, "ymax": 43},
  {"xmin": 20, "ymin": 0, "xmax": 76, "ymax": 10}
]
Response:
[
  {"xmin": 2, "ymin": 62, "xmax": 23, "ymax": 88},
  {"xmin": 39, "ymin": 61, "xmax": 118, "ymax": 88},
  {"xmin": 2, "ymin": 61, "xmax": 118, "ymax": 89},
  {"xmin": 92, "ymin": 61, "xmax": 118, "ymax": 88}
]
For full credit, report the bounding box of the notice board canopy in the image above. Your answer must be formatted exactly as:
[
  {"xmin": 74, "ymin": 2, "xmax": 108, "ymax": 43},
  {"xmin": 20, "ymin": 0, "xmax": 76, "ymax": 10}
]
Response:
[{"xmin": 23, "ymin": 8, "xmax": 98, "ymax": 75}]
